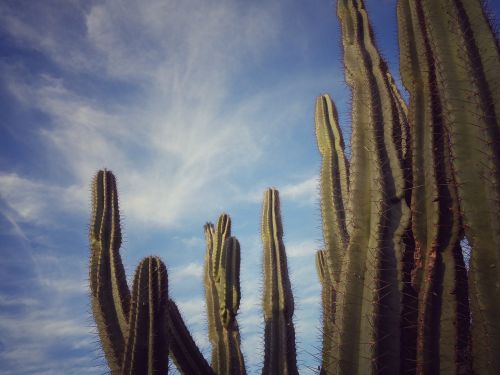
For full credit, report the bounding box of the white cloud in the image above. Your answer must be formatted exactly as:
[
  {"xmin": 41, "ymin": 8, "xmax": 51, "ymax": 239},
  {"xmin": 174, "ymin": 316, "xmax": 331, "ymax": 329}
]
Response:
[
  {"xmin": 0, "ymin": 172, "xmax": 87, "ymax": 225},
  {"xmin": 281, "ymin": 176, "xmax": 319, "ymax": 204},
  {"xmin": 286, "ymin": 239, "xmax": 318, "ymax": 258},
  {"xmin": 0, "ymin": 295, "xmax": 38, "ymax": 307},
  {"xmin": 170, "ymin": 262, "xmax": 203, "ymax": 283},
  {"xmin": 176, "ymin": 297, "xmax": 206, "ymax": 326}
]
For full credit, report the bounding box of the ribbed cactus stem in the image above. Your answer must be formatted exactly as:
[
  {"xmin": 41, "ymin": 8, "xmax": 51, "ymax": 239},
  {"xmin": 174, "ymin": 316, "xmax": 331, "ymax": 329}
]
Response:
[
  {"xmin": 408, "ymin": 1, "xmax": 500, "ymax": 373},
  {"xmin": 315, "ymin": 94, "xmax": 349, "ymax": 283},
  {"xmin": 89, "ymin": 170, "xmax": 130, "ymax": 374},
  {"xmin": 121, "ymin": 256, "xmax": 169, "ymax": 375},
  {"xmin": 204, "ymin": 217, "xmax": 246, "ymax": 375},
  {"xmin": 323, "ymin": 1, "xmax": 411, "ymax": 373},
  {"xmin": 204, "ymin": 223, "xmax": 225, "ymax": 372},
  {"xmin": 315, "ymin": 250, "xmax": 336, "ymax": 374},
  {"xmin": 398, "ymin": 0, "xmax": 476, "ymax": 372},
  {"xmin": 167, "ymin": 299, "xmax": 215, "ymax": 375},
  {"xmin": 261, "ymin": 188, "xmax": 298, "ymax": 375},
  {"xmin": 220, "ymin": 237, "xmax": 241, "ymax": 328}
]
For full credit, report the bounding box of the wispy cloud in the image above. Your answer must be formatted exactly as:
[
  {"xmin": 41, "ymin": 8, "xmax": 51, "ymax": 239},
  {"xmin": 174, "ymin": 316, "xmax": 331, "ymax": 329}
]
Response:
[
  {"xmin": 0, "ymin": 172, "xmax": 86, "ymax": 225},
  {"xmin": 286, "ymin": 238, "xmax": 318, "ymax": 258},
  {"xmin": 170, "ymin": 262, "xmax": 203, "ymax": 283}
]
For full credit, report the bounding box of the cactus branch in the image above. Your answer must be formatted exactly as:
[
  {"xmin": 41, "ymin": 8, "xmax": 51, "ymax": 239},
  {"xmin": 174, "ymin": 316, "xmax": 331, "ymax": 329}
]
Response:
[{"xmin": 261, "ymin": 188, "xmax": 298, "ymax": 375}]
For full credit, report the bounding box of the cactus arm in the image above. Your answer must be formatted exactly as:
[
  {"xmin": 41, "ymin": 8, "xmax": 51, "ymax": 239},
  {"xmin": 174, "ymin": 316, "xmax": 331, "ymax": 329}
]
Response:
[
  {"xmin": 203, "ymin": 223, "xmax": 224, "ymax": 371},
  {"xmin": 315, "ymin": 250, "xmax": 336, "ymax": 374},
  {"xmin": 167, "ymin": 299, "xmax": 215, "ymax": 375},
  {"xmin": 261, "ymin": 189, "xmax": 298, "ymax": 375},
  {"xmin": 330, "ymin": 1, "xmax": 411, "ymax": 372},
  {"xmin": 418, "ymin": 1, "xmax": 500, "ymax": 372},
  {"xmin": 89, "ymin": 170, "xmax": 131, "ymax": 373},
  {"xmin": 121, "ymin": 256, "xmax": 169, "ymax": 375},
  {"xmin": 315, "ymin": 94, "xmax": 350, "ymax": 282}
]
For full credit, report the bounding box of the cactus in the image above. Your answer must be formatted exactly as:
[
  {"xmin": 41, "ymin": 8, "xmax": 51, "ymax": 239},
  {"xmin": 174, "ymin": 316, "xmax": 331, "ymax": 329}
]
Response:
[
  {"xmin": 167, "ymin": 298, "xmax": 214, "ymax": 375},
  {"xmin": 261, "ymin": 189, "xmax": 298, "ymax": 375},
  {"xmin": 204, "ymin": 217, "xmax": 246, "ymax": 375},
  {"xmin": 316, "ymin": 0, "xmax": 498, "ymax": 374},
  {"xmin": 89, "ymin": 170, "xmax": 169, "ymax": 375},
  {"xmin": 89, "ymin": 171, "xmax": 297, "ymax": 374}
]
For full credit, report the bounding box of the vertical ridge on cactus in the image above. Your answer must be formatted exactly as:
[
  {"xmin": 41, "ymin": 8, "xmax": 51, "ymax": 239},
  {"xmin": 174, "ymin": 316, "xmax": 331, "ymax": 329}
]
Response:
[
  {"xmin": 408, "ymin": 1, "xmax": 500, "ymax": 373},
  {"xmin": 261, "ymin": 188, "xmax": 298, "ymax": 375},
  {"xmin": 397, "ymin": 1, "xmax": 473, "ymax": 372}
]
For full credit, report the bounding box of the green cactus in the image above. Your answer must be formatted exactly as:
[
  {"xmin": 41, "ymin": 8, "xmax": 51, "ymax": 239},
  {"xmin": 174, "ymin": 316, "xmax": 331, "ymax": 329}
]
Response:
[
  {"xmin": 315, "ymin": 0, "xmax": 498, "ymax": 374},
  {"xmin": 261, "ymin": 188, "xmax": 298, "ymax": 375},
  {"xmin": 204, "ymin": 217, "xmax": 246, "ymax": 375},
  {"xmin": 89, "ymin": 171, "xmax": 297, "ymax": 374}
]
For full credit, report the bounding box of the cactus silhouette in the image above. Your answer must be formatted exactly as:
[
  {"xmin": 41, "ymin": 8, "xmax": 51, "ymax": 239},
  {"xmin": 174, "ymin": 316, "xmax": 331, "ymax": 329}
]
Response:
[{"xmin": 88, "ymin": 0, "xmax": 498, "ymax": 374}]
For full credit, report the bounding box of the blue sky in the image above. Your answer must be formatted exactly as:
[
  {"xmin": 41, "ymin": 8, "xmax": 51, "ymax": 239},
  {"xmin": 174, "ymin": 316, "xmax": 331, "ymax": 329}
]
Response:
[{"xmin": 1, "ymin": 1, "xmax": 498, "ymax": 374}]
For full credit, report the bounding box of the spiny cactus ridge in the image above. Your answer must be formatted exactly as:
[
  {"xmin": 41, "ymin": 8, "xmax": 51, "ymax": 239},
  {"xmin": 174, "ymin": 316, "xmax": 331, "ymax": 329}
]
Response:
[{"xmin": 89, "ymin": 0, "xmax": 498, "ymax": 374}]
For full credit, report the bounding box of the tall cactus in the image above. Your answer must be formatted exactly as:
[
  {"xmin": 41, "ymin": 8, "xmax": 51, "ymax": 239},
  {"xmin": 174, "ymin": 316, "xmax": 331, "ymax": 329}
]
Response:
[
  {"xmin": 316, "ymin": 0, "xmax": 498, "ymax": 374},
  {"xmin": 315, "ymin": 0, "xmax": 411, "ymax": 372},
  {"xmin": 261, "ymin": 188, "xmax": 298, "ymax": 375},
  {"xmin": 204, "ymin": 216, "xmax": 246, "ymax": 375}
]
